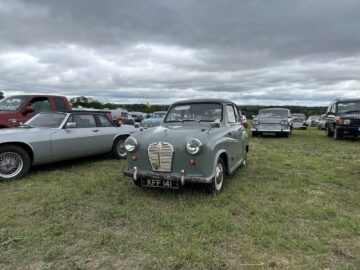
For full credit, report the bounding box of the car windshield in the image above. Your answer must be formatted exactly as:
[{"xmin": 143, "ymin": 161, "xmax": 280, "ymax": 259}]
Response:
[
  {"xmin": 165, "ymin": 103, "xmax": 222, "ymax": 122},
  {"xmin": 0, "ymin": 96, "xmax": 27, "ymax": 111},
  {"xmin": 337, "ymin": 101, "xmax": 360, "ymax": 114},
  {"xmin": 153, "ymin": 112, "xmax": 166, "ymax": 118},
  {"xmin": 260, "ymin": 109, "xmax": 288, "ymax": 118},
  {"xmin": 25, "ymin": 113, "xmax": 66, "ymax": 128},
  {"xmin": 292, "ymin": 114, "xmax": 305, "ymax": 120}
]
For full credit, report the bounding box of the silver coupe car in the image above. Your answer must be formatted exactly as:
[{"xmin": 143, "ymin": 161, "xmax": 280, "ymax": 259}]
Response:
[{"xmin": 0, "ymin": 111, "xmax": 137, "ymax": 180}]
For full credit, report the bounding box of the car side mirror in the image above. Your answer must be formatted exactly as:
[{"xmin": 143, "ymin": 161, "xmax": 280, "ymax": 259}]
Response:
[
  {"xmin": 210, "ymin": 120, "xmax": 221, "ymax": 128},
  {"xmin": 66, "ymin": 122, "xmax": 76, "ymax": 129},
  {"xmin": 24, "ymin": 105, "xmax": 34, "ymax": 114}
]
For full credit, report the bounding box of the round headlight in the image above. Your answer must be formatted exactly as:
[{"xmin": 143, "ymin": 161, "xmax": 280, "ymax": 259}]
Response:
[
  {"xmin": 125, "ymin": 137, "xmax": 138, "ymax": 152},
  {"xmin": 344, "ymin": 119, "xmax": 351, "ymax": 125},
  {"xmin": 280, "ymin": 120, "xmax": 288, "ymax": 125},
  {"xmin": 186, "ymin": 138, "xmax": 202, "ymax": 155},
  {"xmin": 252, "ymin": 120, "xmax": 259, "ymax": 125}
]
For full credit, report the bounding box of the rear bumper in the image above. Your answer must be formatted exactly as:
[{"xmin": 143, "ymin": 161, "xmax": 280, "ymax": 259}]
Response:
[{"xmin": 123, "ymin": 167, "xmax": 213, "ymax": 185}]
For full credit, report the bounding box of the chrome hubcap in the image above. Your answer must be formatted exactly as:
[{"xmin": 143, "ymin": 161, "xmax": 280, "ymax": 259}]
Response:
[
  {"xmin": 117, "ymin": 140, "xmax": 126, "ymax": 157},
  {"xmin": 0, "ymin": 152, "xmax": 23, "ymax": 178},
  {"xmin": 214, "ymin": 162, "xmax": 224, "ymax": 190}
]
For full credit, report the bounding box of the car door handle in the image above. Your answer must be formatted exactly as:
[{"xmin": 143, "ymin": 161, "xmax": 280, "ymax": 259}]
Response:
[{"xmin": 92, "ymin": 129, "xmax": 99, "ymax": 132}]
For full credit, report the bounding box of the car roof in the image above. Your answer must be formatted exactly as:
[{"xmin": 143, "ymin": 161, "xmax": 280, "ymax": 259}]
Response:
[
  {"xmin": 333, "ymin": 98, "xmax": 360, "ymax": 103},
  {"xmin": 171, "ymin": 98, "xmax": 235, "ymax": 105}
]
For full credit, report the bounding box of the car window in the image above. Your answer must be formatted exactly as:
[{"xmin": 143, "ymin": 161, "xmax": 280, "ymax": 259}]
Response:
[
  {"xmin": 30, "ymin": 98, "xmax": 52, "ymax": 113},
  {"xmin": 0, "ymin": 96, "xmax": 27, "ymax": 111},
  {"xmin": 98, "ymin": 115, "xmax": 114, "ymax": 127},
  {"xmin": 26, "ymin": 113, "xmax": 66, "ymax": 128},
  {"xmin": 226, "ymin": 105, "xmax": 236, "ymax": 123},
  {"xmin": 71, "ymin": 114, "xmax": 97, "ymax": 128},
  {"xmin": 54, "ymin": 97, "xmax": 68, "ymax": 112},
  {"xmin": 165, "ymin": 103, "xmax": 222, "ymax": 122}
]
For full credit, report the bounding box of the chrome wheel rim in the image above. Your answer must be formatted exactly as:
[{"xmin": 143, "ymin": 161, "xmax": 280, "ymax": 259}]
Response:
[
  {"xmin": 214, "ymin": 162, "xmax": 224, "ymax": 191},
  {"xmin": 117, "ymin": 139, "xmax": 126, "ymax": 157},
  {"xmin": 0, "ymin": 152, "xmax": 23, "ymax": 178}
]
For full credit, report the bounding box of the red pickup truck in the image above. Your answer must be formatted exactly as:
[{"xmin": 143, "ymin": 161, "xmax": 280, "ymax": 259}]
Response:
[{"xmin": 0, "ymin": 95, "xmax": 72, "ymax": 128}]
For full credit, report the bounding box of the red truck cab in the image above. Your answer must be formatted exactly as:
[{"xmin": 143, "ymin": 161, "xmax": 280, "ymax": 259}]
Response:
[{"xmin": 0, "ymin": 95, "xmax": 72, "ymax": 128}]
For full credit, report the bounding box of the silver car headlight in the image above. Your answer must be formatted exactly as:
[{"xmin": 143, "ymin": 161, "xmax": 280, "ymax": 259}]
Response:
[
  {"xmin": 125, "ymin": 137, "xmax": 138, "ymax": 152},
  {"xmin": 186, "ymin": 138, "xmax": 202, "ymax": 155},
  {"xmin": 252, "ymin": 120, "xmax": 259, "ymax": 125},
  {"xmin": 280, "ymin": 120, "xmax": 288, "ymax": 126},
  {"xmin": 344, "ymin": 119, "xmax": 350, "ymax": 125}
]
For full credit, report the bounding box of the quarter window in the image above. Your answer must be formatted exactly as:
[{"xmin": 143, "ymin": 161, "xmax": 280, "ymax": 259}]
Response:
[
  {"xmin": 226, "ymin": 105, "xmax": 236, "ymax": 123},
  {"xmin": 98, "ymin": 115, "xmax": 114, "ymax": 127},
  {"xmin": 71, "ymin": 114, "xmax": 97, "ymax": 128}
]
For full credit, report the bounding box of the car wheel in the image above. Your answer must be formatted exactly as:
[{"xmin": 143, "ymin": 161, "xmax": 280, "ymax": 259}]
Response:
[
  {"xmin": 242, "ymin": 148, "xmax": 248, "ymax": 167},
  {"xmin": 334, "ymin": 128, "xmax": 343, "ymax": 140},
  {"xmin": 325, "ymin": 126, "xmax": 333, "ymax": 137},
  {"xmin": 207, "ymin": 158, "xmax": 225, "ymax": 194},
  {"xmin": 111, "ymin": 136, "xmax": 127, "ymax": 159},
  {"xmin": 0, "ymin": 145, "xmax": 31, "ymax": 181}
]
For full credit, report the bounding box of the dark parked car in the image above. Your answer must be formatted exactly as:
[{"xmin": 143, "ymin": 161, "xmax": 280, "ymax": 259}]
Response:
[
  {"xmin": 124, "ymin": 99, "xmax": 249, "ymax": 194},
  {"xmin": 325, "ymin": 99, "xmax": 360, "ymax": 139}
]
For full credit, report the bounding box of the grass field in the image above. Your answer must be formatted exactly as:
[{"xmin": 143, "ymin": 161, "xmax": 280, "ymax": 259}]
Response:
[{"xmin": 0, "ymin": 128, "xmax": 359, "ymax": 270}]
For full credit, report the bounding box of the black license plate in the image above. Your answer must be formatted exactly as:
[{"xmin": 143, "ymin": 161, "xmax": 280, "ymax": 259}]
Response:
[{"xmin": 143, "ymin": 179, "xmax": 180, "ymax": 189}]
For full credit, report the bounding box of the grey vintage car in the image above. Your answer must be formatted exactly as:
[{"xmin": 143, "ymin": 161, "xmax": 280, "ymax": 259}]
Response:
[
  {"xmin": 141, "ymin": 111, "xmax": 167, "ymax": 128},
  {"xmin": 0, "ymin": 112, "xmax": 137, "ymax": 180},
  {"xmin": 124, "ymin": 99, "xmax": 249, "ymax": 194},
  {"xmin": 251, "ymin": 108, "xmax": 292, "ymax": 137},
  {"xmin": 291, "ymin": 113, "xmax": 307, "ymax": 129}
]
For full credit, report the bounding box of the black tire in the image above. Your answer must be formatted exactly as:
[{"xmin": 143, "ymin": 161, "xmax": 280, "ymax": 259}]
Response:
[
  {"xmin": 241, "ymin": 147, "xmax": 248, "ymax": 167},
  {"xmin": 206, "ymin": 158, "xmax": 225, "ymax": 194},
  {"xmin": 325, "ymin": 126, "xmax": 333, "ymax": 137},
  {"xmin": 0, "ymin": 144, "xmax": 31, "ymax": 181},
  {"xmin": 111, "ymin": 136, "xmax": 127, "ymax": 159},
  {"xmin": 334, "ymin": 128, "xmax": 343, "ymax": 140}
]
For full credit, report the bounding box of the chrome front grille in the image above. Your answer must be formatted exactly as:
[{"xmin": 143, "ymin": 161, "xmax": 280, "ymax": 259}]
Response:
[
  {"xmin": 148, "ymin": 142, "xmax": 174, "ymax": 172},
  {"xmin": 351, "ymin": 119, "xmax": 360, "ymax": 127}
]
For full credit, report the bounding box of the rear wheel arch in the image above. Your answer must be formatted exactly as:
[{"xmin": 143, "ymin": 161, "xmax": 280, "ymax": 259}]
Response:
[{"xmin": 0, "ymin": 142, "xmax": 34, "ymax": 164}]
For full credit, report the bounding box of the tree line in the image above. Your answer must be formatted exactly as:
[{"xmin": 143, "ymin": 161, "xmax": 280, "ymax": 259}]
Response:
[{"xmin": 71, "ymin": 96, "xmax": 327, "ymax": 118}]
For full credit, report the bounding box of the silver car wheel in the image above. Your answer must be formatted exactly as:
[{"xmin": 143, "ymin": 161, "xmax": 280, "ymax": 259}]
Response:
[
  {"xmin": 214, "ymin": 162, "xmax": 224, "ymax": 191},
  {"xmin": 116, "ymin": 139, "xmax": 127, "ymax": 158},
  {"xmin": 0, "ymin": 152, "xmax": 24, "ymax": 179}
]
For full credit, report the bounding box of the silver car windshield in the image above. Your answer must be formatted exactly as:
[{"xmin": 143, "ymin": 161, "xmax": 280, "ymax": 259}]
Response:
[
  {"xmin": 165, "ymin": 103, "xmax": 222, "ymax": 122},
  {"xmin": 0, "ymin": 96, "xmax": 27, "ymax": 111},
  {"xmin": 338, "ymin": 101, "xmax": 360, "ymax": 114},
  {"xmin": 260, "ymin": 110, "xmax": 288, "ymax": 117},
  {"xmin": 25, "ymin": 113, "xmax": 66, "ymax": 128}
]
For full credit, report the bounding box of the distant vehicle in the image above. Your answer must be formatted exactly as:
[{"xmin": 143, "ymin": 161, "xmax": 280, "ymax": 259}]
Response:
[
  {"xmin": 141, "ymin": 111, "xmax": 167, "ymax": 128},
  {"xmin": 128, "ymin": 112, "xmax": 144, "ymax": 122},
  {"xmin": 251, "ymin": 108, "xmax": 292, "ymax": 137},
  {"xmin": 291, "ymin": 113, "xmax": 307, "ymax": 129},
  {"xmin": 325, "ymin": 98, "xmax": 360, "ymax": 140},
  {"xmin": 0, "ymin": 111, "xmax": 137, "ymax": 180},
  {"xmin": 124, "ymin": 99, "xmax": 249, "ymax": 194},
  {"xmin": 306, "ymin": 115, "xmax": 320, "ymax": 127},
  {"xmin": 0, "ymin": 95, "xmax": 72, "ymax": 128},
  {"xmin": 317, "ymin": 114, "xmax": 327, "ymax": 130}
]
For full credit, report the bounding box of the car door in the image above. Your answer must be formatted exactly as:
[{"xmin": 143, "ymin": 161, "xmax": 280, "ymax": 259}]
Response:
[
  {"xmin": 225, "ymin": 104, "xmax": 243, "ymax": 167},
  {"xmin": 94, "ymin": 114, "xmax": 119, "ymax": 151},
  {"xmin": 50, "ymin": 114, "xmax": 106, "ymax": 160}
]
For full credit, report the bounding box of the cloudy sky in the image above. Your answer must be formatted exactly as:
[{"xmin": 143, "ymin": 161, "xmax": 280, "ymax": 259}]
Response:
[{"xmin": 1, "ymin": 0, "xmax": 360, "ymax": 106}]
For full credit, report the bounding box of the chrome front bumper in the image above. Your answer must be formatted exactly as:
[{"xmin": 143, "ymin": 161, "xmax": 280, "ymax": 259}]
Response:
[
  {"xmin": 251, "ymin": 128, "xmax": 291, "ymax": 133},
  {"xmin": 123, "ymin": 167, "xmax": 213, "ymax": 185}
]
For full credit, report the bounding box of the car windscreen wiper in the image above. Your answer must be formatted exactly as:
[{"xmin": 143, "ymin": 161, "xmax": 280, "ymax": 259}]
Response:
[{"xmin": 18, "ymin": 124, "xmax": 34, "ymax": 128}]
